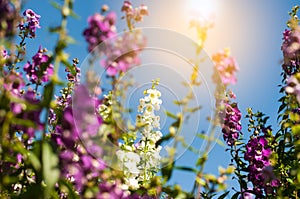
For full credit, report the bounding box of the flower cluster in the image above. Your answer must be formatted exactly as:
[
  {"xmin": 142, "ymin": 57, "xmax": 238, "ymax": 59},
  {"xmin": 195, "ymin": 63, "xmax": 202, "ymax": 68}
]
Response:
[
  {"xmin": 24, "ymin": 46, "xmax": 53, "ymax": 84},
  {"xmin": 83, "ymin": 9, "xmax": 146, "ymax": 77},
  {"xmin": 281, "ymin": 27, "xmax": 300, "ymax": 75},
  {"xmin": 52, "ymin": 86, "xmax": 106, "ymax": 195},
  {"xmin": 98, "ymin": 181, "xmax": 129, "ymax": 199},
  {"xmin": 18, "ymin": 9, "xmax": 41, "ymax": 38},
  {"xmin": 244, "ymin": 136, "xmax": 279, "ymax": 196},
  {"xmin": 122, "ymin": 1, "xmax": 149, "ymax": 29},
  {"xmin": 101, "ymin": 31, "xmax": 146, "ymax": 76},
  {"xmin": 285, "ymin": 72, "xmax": 300, "ymax": 103},
  {"xmin": 3, "ymin": 70, "xmax": 25, "ymax": 96},
  {"xmin": 117, "ymin": 86, "xmax": 162, "ymax": 190},
  {"xmin": 83, "ymin": 11, "xmax": 117, "ymax": 52},
  {"xmin": 11, "ymin": 90, "xmax": 43, "ymax": 139},
  {"xmin": 135, "ymin": 88, "xmax": 162, "ymax": 181},
  {"xmin": 50, "ymin": 60, "xmax": 80, "ymax": 115},
  {"xmin": 98, "ymin": 181, "xmax": 153, "ymax": 199},
  {"xmin": 212, "ymin": 48, "xmax": 239, "ymax": 85},
  {"xmin": 221, "ymin": 101, "xmax": 242, "ymax": 146},
  {"xmin": 1, "ymin": 67, "xmax": 43, "ymax": 140}
]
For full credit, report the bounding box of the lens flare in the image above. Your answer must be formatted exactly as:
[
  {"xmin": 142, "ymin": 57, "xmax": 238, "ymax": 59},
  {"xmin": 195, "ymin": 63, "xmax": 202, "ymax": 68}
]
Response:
[{"xmin": 187, "ymin": 0, "xmax": 216, "ymax": 20}]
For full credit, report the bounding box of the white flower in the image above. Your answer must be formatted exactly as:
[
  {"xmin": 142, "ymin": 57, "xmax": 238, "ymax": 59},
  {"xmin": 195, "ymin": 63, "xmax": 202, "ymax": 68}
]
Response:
[
  {"xmin": 124, "ymin": 162, "xmax": 140, "ymax": 173},
  {"xmin": 116, "ymin": 150, "xmax": 125, "ymax": 161},
  {"xmin": 144, "ymin": 104, "xmax": 154, "ymax": 115},
  {"xmin": 138, "ymin": 105, "xmax": 144, "ymax": 112},
  {"xmin": 147, "ymin": 89, "xmax": 161, "ymax": 99},
  {"xmin": 139, "ymin": 98, "xmax": 145, "ymax": 106},
  {"xmin": 152, "ymin": 130, "xmax": 162, "ymax": 142},
  {"xmin": 117, "ymin": 150, "xmax": 141, "ymax": 174},
  {"xmin": 152, "ymin": 116, "xmax": 160, "ymax": 129},
  {"xmin": 127, "ymin": 178, "xmax": 140, "ymax": 189}
]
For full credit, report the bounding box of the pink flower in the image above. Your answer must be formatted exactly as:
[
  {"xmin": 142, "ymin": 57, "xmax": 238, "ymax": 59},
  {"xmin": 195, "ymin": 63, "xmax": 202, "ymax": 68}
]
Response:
[{"xmin": 212, "ymin": 48, "xmax": 239, "ymax": 85}]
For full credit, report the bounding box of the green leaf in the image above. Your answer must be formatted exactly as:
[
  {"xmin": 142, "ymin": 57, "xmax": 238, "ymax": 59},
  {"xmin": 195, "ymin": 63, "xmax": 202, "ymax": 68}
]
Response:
[
  {"xmin": 287, "ymin": 178, "xmax": 294, "ymax": 184},
  {"xmin": 69, "ymin": 10, "xmax": 80, "ymax": 19},
  {"xmin": 156, "ymin": 133, "xmax": 173, "ymax": 147},
  {"xmin": 165, "ymin": 110, "xmax": 177, "ymax": 119},
  {"xmin": 50, "ymin": 1, "xmax": 62, "ymax": 10},
  {"xmin": 186, "ymin": 106, "xmax": 202, "ymax": 113},
  {"xmin": 197, "ymin": 133, "xmax": 209, "ymax": 141},
  {"xmin": 278, "ymin": 103, "xmax": 286, "ymax": 114},
  {"xmin": 66, "ymin": 36, "xmax": 76, "ymax": 44},
  {"xmin": 59, "ymin": 179, "xmax": 80, "ymax": 199},
  {"xmin": 11, "ymin": 117, "xmax": 36, "ymax": 128},
  {"xmin": 173, "ymin": 100, "xmax": 184, "ymax": 105},
  {"xmin": 161, "ymin": 161, "xmax": 175, "ymax": 182},
  {"xmin": 196, "ymin": 154, "xmax": 207, "ymax": 166},
  {"xmin": 231, "ymin": 192, "xmax": 240, "ymax": 199},
  {"xmin": 28, "ymin": 151, "xmax": 41, "ymax": 171},
  {"xmin": 43, "ymin": 82, "xmax": 54, "ymax": 107},
  {"xmin": 215, "ymin": 138, "xmax": 226, "ymax": 147},
  {"xmin": 42, "ymin": 142, "xmax": 60, "ymax": 196},
  {"xmin": 174, "ymin": 166, "xmax": 197, "ymax": 173},
  {"xmin": 218, "ymin": 191, "xmax": 230, "ymax": 199}
]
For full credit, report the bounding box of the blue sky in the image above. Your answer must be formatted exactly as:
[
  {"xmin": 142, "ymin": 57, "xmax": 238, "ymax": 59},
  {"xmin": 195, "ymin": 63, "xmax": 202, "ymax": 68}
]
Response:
[{"xmin": 25, "ymin": 0, "xmax": 300, "ymax": 196}]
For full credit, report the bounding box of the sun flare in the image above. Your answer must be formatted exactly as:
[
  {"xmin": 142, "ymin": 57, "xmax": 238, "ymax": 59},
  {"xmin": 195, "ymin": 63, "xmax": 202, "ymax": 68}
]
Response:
[{"xmin": 187, "ymin": 0, "xmax": 216, "ymax": 20}]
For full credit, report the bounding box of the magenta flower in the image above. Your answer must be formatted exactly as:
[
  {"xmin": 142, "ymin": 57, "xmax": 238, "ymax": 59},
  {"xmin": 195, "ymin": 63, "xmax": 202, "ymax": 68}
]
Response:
[
  {"xmin": 51, "ymin": 85, "xmax": 108, "ymax": 194},
  {"xmin": 244, "ymin": 136, "xmax": 279, "ymax": 196},
  {"xmin": 23, "ymin": 46, "xmax": 53, "ymax": 84},
  {"xmin": 54, "ymin": 106, "xmax": 106, "ymax": 193},
  {"xmin": 11, "ymin": 90, "xmax": 43, "ymax": 139},
  {"xmin": 83, "ymin": 12, "xmax": 117, "ymax": 52},
  {"xmin": 220, "ymin": 101, "xmax": 242, "ymax": 146},
  {"xmin": 18, "ymin": 9, "xmax": 41, "ymax": 38}
]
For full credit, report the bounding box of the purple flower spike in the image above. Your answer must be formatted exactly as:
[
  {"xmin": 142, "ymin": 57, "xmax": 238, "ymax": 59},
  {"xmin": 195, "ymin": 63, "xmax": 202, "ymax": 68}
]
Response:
[
  {"xmin": 244, "ymin": 136, "xmax": 279, "ymax": 196},
  {"xmin": 221, "ymin": 102, "xmax": 242, "ymax": 146},
  {"xmin": 18, "ymin": 9, "xmax": 41, "ymax": 38}
]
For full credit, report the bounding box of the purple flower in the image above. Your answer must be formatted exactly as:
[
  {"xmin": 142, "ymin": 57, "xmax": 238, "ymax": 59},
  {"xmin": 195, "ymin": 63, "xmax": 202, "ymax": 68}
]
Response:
[
  {"xmin": 23, "ymin": 46, "xmax": 53, "ymax": 84},
  {"xmin": 52, "ymin": 86, "xmax": 107, "ymax": 195},
  {"xmin": 239, "ymin": 190, "xmax": 254, "ymax": 199},
  {"xmin": 244, "ymin": 136, "xmax": 279, "ymax": 196},
  {"xmin": 221, "ymin": 101, "xmax": 242, "ymax": 146},
  {"xmin": 83, "ymin": 12, "xmax": 117, "ymax": 52},
  {"xmin": 97, "ymin": 182, "xmax": 130, "ymax": 199},
  {"xmin": 19, "ymin": 9, "xmax": 41, "ymax": 38},
  {"xmin": 58, "ymin": 107, "xmax": 79, "ymax": 148},
  {"xmin": 3, "ymin": 71, "xmax": 25, "ymax": 96},
  {"xmin": 10, "ymin": 90, "xmax": 43, "ymax": 139}
]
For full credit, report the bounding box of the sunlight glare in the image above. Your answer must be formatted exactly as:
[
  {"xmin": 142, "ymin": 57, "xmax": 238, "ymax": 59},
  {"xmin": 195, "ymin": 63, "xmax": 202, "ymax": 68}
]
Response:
[{"xmin": 187, "ymin": 0, "xmax": 216, "ymax": 20}]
